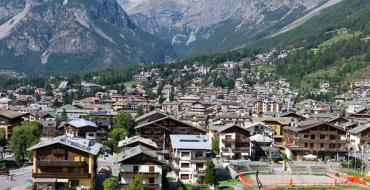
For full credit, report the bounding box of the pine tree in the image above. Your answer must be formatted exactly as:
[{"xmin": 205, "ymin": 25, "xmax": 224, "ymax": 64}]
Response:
[{"xmin": 204, "ymin": 160, "xmax": 216, "ymax": 185}]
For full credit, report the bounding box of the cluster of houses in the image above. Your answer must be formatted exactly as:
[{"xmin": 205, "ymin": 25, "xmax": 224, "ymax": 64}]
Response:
[{"xmin": 1, "ymin": 58, "xmax": 370, "ymax": 189}]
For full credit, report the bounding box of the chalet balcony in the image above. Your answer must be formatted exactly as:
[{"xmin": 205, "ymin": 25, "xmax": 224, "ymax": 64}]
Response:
[
  {"xmin": 286, "ymin": 145, "xmax": 348, "ymax": 152},
  {"xmin": 120, "ymin": 171, "xmax": 160, "ymax": 178},
  {"xmin": 191, "ymin": 156, "xmax": 210, "ymax": 160},
  {"xmin": 222, "ymin": 147, "xmax": 249, "ymax": 152},
  {"xmin": 297, "ymin": 139, "xmax": 349, "ymax": 144},
  {"xmin": 36, "ymin": 160, "xmax": 86, "ymax": 167},
  {"xmin": 32, "ymin": 172, "xmax": 90, "ymax": 179},
  {"xmin": 222, "ymin": 138, "xmax": 249, "ymax": 143}
]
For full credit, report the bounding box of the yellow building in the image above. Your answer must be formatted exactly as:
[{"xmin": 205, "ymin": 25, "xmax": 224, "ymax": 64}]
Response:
[{"xmin": 27, "ymin": 136, "xmax": 102, "ymax": 190}]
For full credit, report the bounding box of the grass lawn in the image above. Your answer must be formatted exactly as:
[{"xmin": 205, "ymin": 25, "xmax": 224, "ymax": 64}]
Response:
[
  {"xmin": 319, "ymin": 31, "xmax": 362, "ymax": 49},
  {"xmin": 255, "ymin": 64, "xmax": 276, "ymax": 73},
  {"xmin": 218, "ymin": 179, "xmax": 241, "ymax": 187}
]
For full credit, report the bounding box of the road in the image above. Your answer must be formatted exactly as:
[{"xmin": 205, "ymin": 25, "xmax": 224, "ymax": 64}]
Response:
[{"xmin": 0, "ymin": 166, "xmax": 32, "ymax": 190}]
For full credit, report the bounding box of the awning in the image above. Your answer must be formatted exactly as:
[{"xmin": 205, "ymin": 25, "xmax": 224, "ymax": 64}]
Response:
[
  {"xmin": 57, "ymin": 179, "xmax": 69, "ymax": 183},
  {"xmin": 33, "ymin": 178, "xmax": 57, "ymax": 183}
]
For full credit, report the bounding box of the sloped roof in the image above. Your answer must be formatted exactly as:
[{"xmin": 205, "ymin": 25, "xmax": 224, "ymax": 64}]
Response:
[
  {"xmin": 27, "ymin": 135, "xmax": 102, "ymax": 155},
  {"xmin": 0, "ymin": 110, "xmax": 25, "ymax": 119},
  {"xmin": 116, "ymin": 145, "xmax": 162, "ymax": 164},
  {"xmin": 68, "ymin": 119, "xmax": 97, "ymax": 128},
  {"xmin": 170, "ymin": 135, "xmax": 211, "ymax": 150},
  {"xmin": 118, "ymin": 136, "xmax": 158, "ymax": 149},
  {"xmin": 349, "ymin": 125, "xmax": 370, "ymax": 135},
  {"xmin": 134, "ymin": 116, "xmax": 206, "ymax": 133},
  {"xmin": 285, "ymin": 122, "xmax": 345, "ymax": 133}
]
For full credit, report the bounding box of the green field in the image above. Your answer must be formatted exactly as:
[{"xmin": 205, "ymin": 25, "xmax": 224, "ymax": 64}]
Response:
[{"xmin": 319, "ymin": 31, "xmax": 362, "ymax": 49}]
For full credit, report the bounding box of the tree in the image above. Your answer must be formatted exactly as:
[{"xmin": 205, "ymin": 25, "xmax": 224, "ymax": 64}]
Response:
[
  {"xmin": 103, "ymin": 177, "xmax": 118, "ymax": 190},
  {"xmin": 109, "ymin": 128, "xmax": 127, "ymax": 153},
  {"xmin": 204, "ymin": 160, "xmax": 216, "ymax": 185},
  {"xmin": 51, "ymin": 129, "xmax": 62, "ymax": 137},
  {"xmin": 61, "ymin": 109, "xmax": 68, "ymax": 122},
  {"xmin": 128, "ymin": 174, "xmax": 145, "ymax": 190},
  {"xmin": 0, "ymin": 129, "xmax": 6, "ymax": 147},
  {"xmin": 136, "ymin": 106, "xmax": 144, "ymax": 117},
  {"xmin": 113, "ymin": 113, "xmax": 134, "ymax": 136},
  {"xmin": 212, "ymin": 137, "xmax": 220, "ymax": 155},
  {"xmin": 366, "ymin": 48, "xmax": 370, "ymax": 62},
  {"xmin": 10, "ymin": 122, "xmax": 42, "ymax": 163}
]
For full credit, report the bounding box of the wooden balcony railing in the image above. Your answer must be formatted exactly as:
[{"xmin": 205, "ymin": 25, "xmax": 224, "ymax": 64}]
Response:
[
  {"xmin": 191, "ymin": 156, "xmax": 211, "ymax": 161},
  {"xmin": 120, "ymin": 172, "xmax": 160, "ymax": 177},
  {"xmin": 286, "ymin": 146, "xmax": 348, "ymax": 152},
  {"xmin": 36, "ymin": 160, "xmax": 86, "ymax": 167},
  {"xmin": 222, "ymin": 147, "xmax": 249, "ymax": 152},
  {"xmin": 32, "ymin": 172, "xmax": 91, "ymax": 179}
]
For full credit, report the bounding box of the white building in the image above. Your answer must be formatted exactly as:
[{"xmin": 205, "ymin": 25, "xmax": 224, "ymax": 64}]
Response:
[
  {"xmin": 169, "ymin": 135, "xmax": 212, "ymax": 183},
  {"xmin": 116, "ymin": 145, "xmax": 165, "ymax": 190}
]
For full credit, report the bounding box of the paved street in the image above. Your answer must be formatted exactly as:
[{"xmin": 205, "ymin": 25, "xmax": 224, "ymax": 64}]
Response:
[{"xmin": 0, "ymin": 166, "xmax": 32, "ymax": 190}]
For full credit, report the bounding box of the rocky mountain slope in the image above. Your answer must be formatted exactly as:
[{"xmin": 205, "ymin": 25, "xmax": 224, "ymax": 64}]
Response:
[
  {"xmin": 0, "ymin": 0, "xmax": 174, "ymax": 74},
  {"xmin": 118, "ymin": 0, "xmax": 333, "ymax": 56}
]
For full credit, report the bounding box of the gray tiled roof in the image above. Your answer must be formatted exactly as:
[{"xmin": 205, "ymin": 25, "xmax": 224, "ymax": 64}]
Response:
[
  {"xmin": 349, "ymin": 125, "xmax": 370, "ymax": 135},
  {"xmin": 116, "ymin": 145, "xmax": 158, "ymax": 163},
  {"xmin": 68, "ymin": 119, "xmax": 97, "ymax": 128},
  {"xmin": 27, "ymin": 135, "xmax": 102, "ymax": 155}
]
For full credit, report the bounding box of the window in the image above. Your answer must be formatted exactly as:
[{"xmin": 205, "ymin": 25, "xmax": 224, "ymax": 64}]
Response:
[
  {"xmin": 303, "ymin": 134, "xmax": 309, "ymax": 138},
  {"xmin": 181, "ymin": 163, "xmax": 190, "ymax": 168},
  {"xmin": 149, "ymin": 177, "xmax": 155, "ymax": 184},
  {"xmin": 71, "ymin": 180, "xmax": 79, "ymax": 187},
  {"xmin": 329, "ymin": 144, "xmax": 335, "ymax": 148},
  {"xmin": 226, "ymin": 135, "xmax": 232, "ymax": 140},
  {"xmin": 181, "ymin": 152, "xmax": 190, "ymax": 158},
  {"xmin": 181, "ymin": 174, "xmax": 190, "ymax": 180},
  {"xmin": 337, "ymin": 144, "xmax": 341, "ymax": 148},
  {"xmin": 330, "ymin": 135, "xmax": 336, "ymax": 140},
  {"xmin": 320, "ymin": 135, "xmax": 325, "ymax": 139},
  {"xmin": 133, "ymin": 165, "xmax": 139, "ymax": 172},
  {"xmin": 320, "ymin": 143, "xmax": 324, "ymax": 148},
  {"xmin": 310, "ymin": 143, "xmax": 314, "ymax": 148},
  {"xmin": 310, "ymin": 134, "xmax": 315, "ymax": 139},
  {"xmin": 149, "ymin": 166, "xmax": 155, "ymax": 173},
  {"xmin": 195, "ymin": 151, "xmax": 203, "ymax": 158},
  {"xmin": 304, "ymin": 143, "xmax": 308, "ymax": 147}
]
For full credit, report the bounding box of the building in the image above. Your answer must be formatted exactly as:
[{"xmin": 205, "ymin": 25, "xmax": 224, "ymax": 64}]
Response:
[
  {"xmin": 116, "ymin": 145, "xmax": 165, "ymax": 190},
  {"xmin": 135, "ymin": 111, "xmax": 207, "ymax": 155},
  {"xmin": 27, "ymin": 135, "xmax": 102, "ymax": 190},
  {"xmin": 0, "ymin": 110, "xmax": 25, "ymax": 139},
  {"xmin": 284, "ymin": 122, "xmax": 348, "ymax": 161},
  {"xmin": 169, "ymin": 135, "xmax": 212, "ymax": 183},
  {"xmin": 59, "ymin": 119, "xmax": 98, "ymax": 141},
  {"xmin": 349, "ymin": 125, "xmax": 370, "ymax": 151},
  {"xmin": 218, "ymin": 124, "xmax": 251, "ymax": 160},
  {"xmin": 118, "ymin": 136, "xmax": 159, "ymax": 152}
]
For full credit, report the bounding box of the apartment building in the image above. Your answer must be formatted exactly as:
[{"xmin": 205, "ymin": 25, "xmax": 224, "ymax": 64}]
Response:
[
  {"xmin": 27, "ymin": 135, "xmax": 102, "ymax": 190},
  {"xmin": 284, "ymin": 122, "xmax": 348, "ymax": 161},
  {"xmin": 0, "ymin": 110, "xmax": 25, "ymax": 139},
  {"xmin": 169, "ymin": 135, "xmax": 212, "ymax": 183},
  {"xmin": 116, "ymin": 145, "xmax": 165, "ymax": 190},
  {"xmin": 218, "ymin": 124, "xmax": 251, "ymax": 160},
  {"xmin": 59, "ymin": 119, "xmax": 98, "ymax": 141},
  {"xmin": 135, "ymin": 111, "xmax": 207, "ymax": 153}
]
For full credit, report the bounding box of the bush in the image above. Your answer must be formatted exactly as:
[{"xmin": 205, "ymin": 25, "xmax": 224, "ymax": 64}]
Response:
[{"xmin": 103, "ymin": 177, "xmax": 118, "ymax": 190}]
